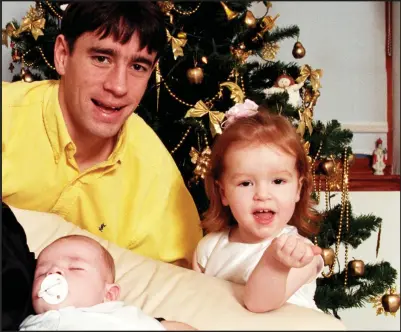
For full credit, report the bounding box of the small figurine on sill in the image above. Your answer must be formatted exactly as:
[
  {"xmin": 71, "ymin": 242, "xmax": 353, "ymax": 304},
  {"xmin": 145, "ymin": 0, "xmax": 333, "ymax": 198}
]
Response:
[
  {"xmin": 372, "ymin": 138, "xmax": 387, "ymax": 175},
  {"xmin": 263, "ymin": 74, "xmax": 304, "ymax": 109}
]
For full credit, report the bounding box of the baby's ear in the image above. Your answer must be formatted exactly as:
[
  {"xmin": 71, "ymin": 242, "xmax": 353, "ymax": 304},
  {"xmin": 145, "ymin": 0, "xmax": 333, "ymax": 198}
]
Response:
[{"xmin": 104, "ymin": 283, "xmax": 120, "ymax": 302}]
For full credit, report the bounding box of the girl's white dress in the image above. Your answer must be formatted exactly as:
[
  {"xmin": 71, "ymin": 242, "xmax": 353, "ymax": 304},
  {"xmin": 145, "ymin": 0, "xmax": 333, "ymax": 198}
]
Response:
[{"xmin": 196, "ymin": 225, "xmax": 323, "ymax": 310}]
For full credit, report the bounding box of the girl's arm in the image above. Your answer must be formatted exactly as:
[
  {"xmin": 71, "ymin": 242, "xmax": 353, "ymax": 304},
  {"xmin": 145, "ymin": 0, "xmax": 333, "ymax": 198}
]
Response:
[{"xmin": 244, "ymin": 234, "xmax": 322, "ymax": 313}]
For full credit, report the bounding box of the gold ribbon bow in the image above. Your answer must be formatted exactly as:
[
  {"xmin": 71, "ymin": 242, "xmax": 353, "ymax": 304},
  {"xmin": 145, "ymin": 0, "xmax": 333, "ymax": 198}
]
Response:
[
  {"xmin": 166, "ymin": 29, "xmax": 187, "ymax": 60},
  {"xmin": 15, "ymin": 7, "xmax": 46, "ymax": 40},
  {"xmin": 185, "ymin": 100, "xmax": 225, "ymax": 137},
  {"xmin": 296, "ymin": 107, "xmax": 313, "ymax": 138},
  {"xmin": 296, "ymin": 64, "xmax": 323, "ymax": 92}
]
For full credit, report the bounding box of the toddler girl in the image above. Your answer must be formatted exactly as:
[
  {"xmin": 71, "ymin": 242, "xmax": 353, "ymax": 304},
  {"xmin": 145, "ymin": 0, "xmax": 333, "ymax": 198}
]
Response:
[{"xmin": 193, "ymin": 99, "xmax": 323, "ymax": 313}]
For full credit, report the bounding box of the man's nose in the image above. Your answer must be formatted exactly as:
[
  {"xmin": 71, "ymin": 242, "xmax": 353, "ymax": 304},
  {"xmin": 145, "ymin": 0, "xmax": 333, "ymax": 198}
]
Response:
[{"xmin": 104, "ymin": 65, "xmax": 128, "ymax": 97}]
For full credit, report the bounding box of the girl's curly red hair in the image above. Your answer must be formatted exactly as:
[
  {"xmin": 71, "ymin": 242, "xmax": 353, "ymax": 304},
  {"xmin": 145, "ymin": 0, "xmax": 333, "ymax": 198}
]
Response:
[{"xmin": 202, "ymin": 107, "xmax": 321, "ymax": 238}]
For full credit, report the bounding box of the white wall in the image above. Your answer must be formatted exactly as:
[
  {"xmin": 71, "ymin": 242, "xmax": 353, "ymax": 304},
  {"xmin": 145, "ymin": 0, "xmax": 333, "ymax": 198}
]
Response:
[
  {"xmin": 393, "ymin": 2, "xmax": 400, "ymax": 175},
  {"xmin": 249, "ymin": 1, "xmax": 392, "ymax": 156},
  {"xmin": 2, "ymin": 1, "xmax": 31, "ymax": 81},
  {"xmin": 316, "ymin": 192, "xmax": 400, "ymax": 331}
]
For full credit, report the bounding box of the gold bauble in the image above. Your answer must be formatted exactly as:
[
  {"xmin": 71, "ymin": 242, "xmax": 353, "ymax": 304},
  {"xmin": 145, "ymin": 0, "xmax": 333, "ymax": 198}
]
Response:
[
  {"xmin": 348, "ymin": 154, "xmax": 355, "ymax": 167},
  {"xmin": 382, "ymin": 293, "xmax": 401, "ymax": 313},
  {"xmin": 186, "ymin": 67, "xmax": 204, "ymax": 84},
  {"xmin": 244, "ymin": 10, "xmax": 257, "ymax": 28},
  {"xmin": 177, "ymin": 31, "xmax": 187, "ymax": 39},
  {"xmin": 321, "ymin": 160, "xmax": 335, "ymax": 176},
  {"xmin": 321, "ymin": 248, "xmax": 335, "ymax": 266},
  {"xmin": 230, "ymin": 45, "xmax": 252, "ymax": 64},
  {"xmin": 260, "ymin": 42, "xmax": 280, "ymax": 61},
  {"xmin": 22, "ymin": 69, "xmax": 34, "ymax": 83},
  {"xmin": 292, "ymin": 41, "xmax": 306, "ymax": 59},
  {"xmin": 348, "ymin": 259, "xmax": 365, "ymax": 277},
  {"xmin": 157, "ymin": 1, "xmax": 174, "ymax": 13}
]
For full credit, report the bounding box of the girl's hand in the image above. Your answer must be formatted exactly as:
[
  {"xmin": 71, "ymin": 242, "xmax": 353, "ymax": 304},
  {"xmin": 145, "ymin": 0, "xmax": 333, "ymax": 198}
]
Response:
[{"xmin": 267, "ymin": 234, "xmax": 322, "ymax": 269}]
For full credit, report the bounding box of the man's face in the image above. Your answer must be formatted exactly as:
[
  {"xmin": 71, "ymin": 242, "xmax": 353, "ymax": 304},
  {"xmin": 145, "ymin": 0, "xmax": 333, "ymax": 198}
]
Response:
[
  {"xmin": 55, "ymin": 30, "xmax": 157, "ymax": 141},
  {"xmin": 32, "ymin": 238, "xmax": 111, "ymax": 314}
]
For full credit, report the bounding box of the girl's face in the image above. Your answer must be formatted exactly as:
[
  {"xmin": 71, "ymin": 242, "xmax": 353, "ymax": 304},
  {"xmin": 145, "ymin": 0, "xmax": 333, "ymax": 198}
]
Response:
[{"xmin": 218, "ymin": 143, "xmax": 302, "ymax": 243}]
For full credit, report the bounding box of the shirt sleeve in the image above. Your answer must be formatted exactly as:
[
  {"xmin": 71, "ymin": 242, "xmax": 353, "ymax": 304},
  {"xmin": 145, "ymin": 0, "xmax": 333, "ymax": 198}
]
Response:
[
  {"xmin": 132, "ymin": 156, "xmax": 203, "ymax": 267},
  {"xmin": 196, "ymin": 232, "xmax": 221, "ymax": 269}
]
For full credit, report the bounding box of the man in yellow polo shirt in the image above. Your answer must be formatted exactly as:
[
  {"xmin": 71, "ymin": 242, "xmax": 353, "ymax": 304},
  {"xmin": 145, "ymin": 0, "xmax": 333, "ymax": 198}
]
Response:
[{"xmin": 2, "ymin": 2, "xmax": 202, "ymax": 268}]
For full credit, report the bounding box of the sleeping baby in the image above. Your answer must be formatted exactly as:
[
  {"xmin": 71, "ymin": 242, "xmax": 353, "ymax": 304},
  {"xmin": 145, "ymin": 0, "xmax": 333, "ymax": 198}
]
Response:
[{"xmin": 20, "ymin": 235, "xmax": 196, "ymax": 330}]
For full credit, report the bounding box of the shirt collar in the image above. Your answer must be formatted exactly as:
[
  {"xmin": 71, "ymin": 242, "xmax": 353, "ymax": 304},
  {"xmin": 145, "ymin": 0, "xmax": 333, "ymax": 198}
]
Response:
[{"xmin": 42, "ymin": 80, "xmax": 127, "ymax": 165}]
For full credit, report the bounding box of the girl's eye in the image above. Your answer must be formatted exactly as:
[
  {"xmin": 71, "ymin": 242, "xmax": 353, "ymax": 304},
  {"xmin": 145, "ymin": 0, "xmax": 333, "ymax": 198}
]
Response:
[
  {"xmin": 273, "ymin": 179, "xmax": 285, "ymax": 185},
  {"xmin": 239, "ymin": 181, "xmax": 252, "ymax": 187}
]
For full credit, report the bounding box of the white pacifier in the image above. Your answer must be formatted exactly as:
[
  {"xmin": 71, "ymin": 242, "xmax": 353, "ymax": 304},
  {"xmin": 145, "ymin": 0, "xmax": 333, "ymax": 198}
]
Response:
[{"xmin": 38, "ymin": 273, "xmax": 69, "ymax": 305}]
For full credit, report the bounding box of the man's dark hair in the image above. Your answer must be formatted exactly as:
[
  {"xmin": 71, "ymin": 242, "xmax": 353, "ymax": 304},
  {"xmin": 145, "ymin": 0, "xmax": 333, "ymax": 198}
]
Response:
[{"xmin": 61, "ymin": 2, "xmax": 167, "ymax": 60}]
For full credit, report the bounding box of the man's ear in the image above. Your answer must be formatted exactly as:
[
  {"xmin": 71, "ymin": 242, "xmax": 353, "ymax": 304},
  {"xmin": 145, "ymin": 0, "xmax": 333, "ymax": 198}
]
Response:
[
  {"xmin": 217, "ymin": 180, "xmax": 229, "ymax": 206},
  {"xmin": 104, "ymin": 283, "xmax": 120, "ymax": 302},
  {"xmin": 54, "ymin": 34, "xmax": 70, "ymax": 76}
]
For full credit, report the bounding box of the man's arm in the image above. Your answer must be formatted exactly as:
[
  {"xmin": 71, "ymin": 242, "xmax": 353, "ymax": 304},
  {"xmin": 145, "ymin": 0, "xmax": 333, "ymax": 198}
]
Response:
[{"xmin": 244, "ymin": 234, "xmax": 322, "ymax": 313}]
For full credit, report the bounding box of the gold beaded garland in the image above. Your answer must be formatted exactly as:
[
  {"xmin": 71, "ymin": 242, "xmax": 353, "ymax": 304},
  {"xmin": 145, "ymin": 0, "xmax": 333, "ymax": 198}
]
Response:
[
  {"xmin": 21, "ymin": 46, "xmax": 55, "ymax": 71},
  {"xmin": 170, "ymin": 127, "xmax": 192, "ymax": 154},
  {"xmin": 44, "ymin": 0, "xmax": 63, "ymax": 20},
  {"xmin": 172, "ymin": 3, "xmax": 202, "ymax": 16},
  {"xmin": 321, "ymin": 147, "xmax": 351, "ymax": 288}
]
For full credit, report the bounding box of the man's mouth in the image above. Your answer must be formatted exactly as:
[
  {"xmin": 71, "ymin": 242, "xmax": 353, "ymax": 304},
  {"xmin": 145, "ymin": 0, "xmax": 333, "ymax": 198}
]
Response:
[{"xmin": 92, "ymin": 99, "xmax": 124, "ymax": 112}]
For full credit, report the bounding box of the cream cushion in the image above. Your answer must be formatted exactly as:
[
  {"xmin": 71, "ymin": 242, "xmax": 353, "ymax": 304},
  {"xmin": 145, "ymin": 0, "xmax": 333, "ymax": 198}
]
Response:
[{"xmin": 11, "ymin": 206, "xmax": 346, "ymax": 330}]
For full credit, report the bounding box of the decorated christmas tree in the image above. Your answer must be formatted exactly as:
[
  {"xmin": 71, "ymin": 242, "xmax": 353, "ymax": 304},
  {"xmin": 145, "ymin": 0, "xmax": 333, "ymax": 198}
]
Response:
[{"xmin": 3, "ymin": 0, "xmax": 399, "ymax": 319}]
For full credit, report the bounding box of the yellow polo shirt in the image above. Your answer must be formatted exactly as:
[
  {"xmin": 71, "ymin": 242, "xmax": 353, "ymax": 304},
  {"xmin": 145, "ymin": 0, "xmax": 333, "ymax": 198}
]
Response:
[{"xmin": 2, "ymin": 80, "xmax": 202, "ymax": 265}]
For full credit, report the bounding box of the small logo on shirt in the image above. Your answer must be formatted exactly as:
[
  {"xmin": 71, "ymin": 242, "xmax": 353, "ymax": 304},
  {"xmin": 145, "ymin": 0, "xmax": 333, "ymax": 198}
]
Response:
[{"xmin": 98, "ymin": 223, "xmax": 106, "ymax": 232}]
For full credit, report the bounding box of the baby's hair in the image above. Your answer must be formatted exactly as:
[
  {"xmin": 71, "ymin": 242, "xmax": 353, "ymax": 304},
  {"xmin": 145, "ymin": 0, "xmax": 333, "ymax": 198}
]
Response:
[
  {"xmin": 50, "ymin": 234, "xmax": 116, "ymax": 282},
  {"xmin": 203, "ymin": 107, "xmax": 321, "ymax": 238}
]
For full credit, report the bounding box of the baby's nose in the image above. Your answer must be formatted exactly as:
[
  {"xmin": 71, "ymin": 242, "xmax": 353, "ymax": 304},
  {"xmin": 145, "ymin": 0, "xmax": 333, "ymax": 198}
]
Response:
[{"xmin": 46, "ymin": 266, "xmax": 64, "ymax": 276}]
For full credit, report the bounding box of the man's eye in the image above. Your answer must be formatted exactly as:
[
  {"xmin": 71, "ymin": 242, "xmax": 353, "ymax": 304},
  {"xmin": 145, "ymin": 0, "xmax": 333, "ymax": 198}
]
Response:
[
  {"xmin": 273, "ymin": 179, "xmax": 285, "ymax": 185},
  {"xmin": 132, "ymin": 64, "xmax": 145, "ymax": 71},
  {"xmin": 94, "ymin": 56, "xmax": 109, "ymax": 64}
]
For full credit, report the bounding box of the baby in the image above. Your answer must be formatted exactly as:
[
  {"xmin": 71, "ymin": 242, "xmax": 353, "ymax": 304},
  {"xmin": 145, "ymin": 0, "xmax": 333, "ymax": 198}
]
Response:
[{"xmin": 20, "ymin": 235, "xmax": 196, "ymax": 330}]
